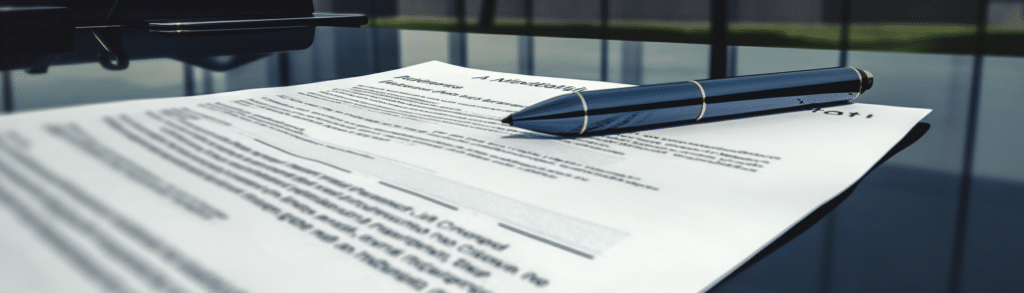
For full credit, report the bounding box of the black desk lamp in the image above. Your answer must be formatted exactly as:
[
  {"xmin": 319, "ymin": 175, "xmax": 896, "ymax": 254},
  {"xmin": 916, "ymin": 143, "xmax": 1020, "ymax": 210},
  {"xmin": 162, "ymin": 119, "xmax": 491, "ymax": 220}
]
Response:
[
  {"xmin": 1, "ymin": 0, "xmax": 366, "ymax": 31},
  {"xmin": 1, "ymin": 0, "xmax": 366, "ymax": 72}
]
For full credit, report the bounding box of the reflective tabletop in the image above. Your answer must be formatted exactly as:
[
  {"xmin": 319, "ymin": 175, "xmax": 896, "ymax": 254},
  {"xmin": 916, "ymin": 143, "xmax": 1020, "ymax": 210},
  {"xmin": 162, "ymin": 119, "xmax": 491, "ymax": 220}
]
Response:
[{"xmin": 2, "ymin": 26, "xmax": 1022, "ymax": 292}]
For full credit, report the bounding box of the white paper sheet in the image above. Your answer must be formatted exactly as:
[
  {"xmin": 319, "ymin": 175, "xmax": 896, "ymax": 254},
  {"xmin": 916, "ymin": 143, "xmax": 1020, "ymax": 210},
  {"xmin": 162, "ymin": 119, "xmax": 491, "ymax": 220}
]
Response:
[{"xmin": 0, "ymin": 61, "xmax": 930, "ymax": 292}]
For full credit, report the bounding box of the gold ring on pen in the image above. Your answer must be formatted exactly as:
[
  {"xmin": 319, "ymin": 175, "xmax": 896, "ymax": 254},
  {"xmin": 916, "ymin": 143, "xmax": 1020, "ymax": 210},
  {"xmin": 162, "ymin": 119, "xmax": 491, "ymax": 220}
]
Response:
[
  {"xmin": 687, "ymin": 81, "xmax": 707, "ymax": 121},
  {"xmin": 574, "ymin": 91, "xmax": 589, "ymax": 135},
  {"xmin": 847, "ymin": 66, "xmax": 863, "ymax": 102}
]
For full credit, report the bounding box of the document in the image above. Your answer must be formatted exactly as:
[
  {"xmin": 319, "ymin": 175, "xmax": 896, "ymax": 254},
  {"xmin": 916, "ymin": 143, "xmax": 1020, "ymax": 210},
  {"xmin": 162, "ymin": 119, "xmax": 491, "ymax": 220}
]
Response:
[{"xmin": 0, "ymin": 61, "xmax": 930, "ymax": 292}]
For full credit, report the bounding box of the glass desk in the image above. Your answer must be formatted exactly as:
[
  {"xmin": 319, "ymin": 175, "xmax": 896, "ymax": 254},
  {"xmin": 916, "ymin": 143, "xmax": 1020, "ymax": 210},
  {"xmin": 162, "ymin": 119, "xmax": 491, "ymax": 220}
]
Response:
[{"xmin": 2, "ymin": 26, "xmax": 1022, "ymax": 293}]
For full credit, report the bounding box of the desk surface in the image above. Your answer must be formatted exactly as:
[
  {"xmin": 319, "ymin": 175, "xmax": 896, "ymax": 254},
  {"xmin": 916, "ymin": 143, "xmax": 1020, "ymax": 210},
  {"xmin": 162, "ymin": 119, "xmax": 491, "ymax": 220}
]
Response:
[{"xmin": 2, "ymin": 26, "xmax": 1022, "ymax": 292}]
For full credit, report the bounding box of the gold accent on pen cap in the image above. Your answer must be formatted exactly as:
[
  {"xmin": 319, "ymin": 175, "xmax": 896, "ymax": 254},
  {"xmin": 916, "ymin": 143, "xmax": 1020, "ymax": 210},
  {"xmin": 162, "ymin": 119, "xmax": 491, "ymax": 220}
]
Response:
[
  {"xmin": 847, "ymin": 66, "xmax": 864, "ymax": 102},
  {"xmin": 574, "ymin": 91, "xmax": 589, "ymax": 135},
  {"xmin": 860, "ymin": 69, "xmax": 873, "ymax": 92},
  {"xmin": 686, "ymin": 81, "xmax": 707, "ymax": 121}
]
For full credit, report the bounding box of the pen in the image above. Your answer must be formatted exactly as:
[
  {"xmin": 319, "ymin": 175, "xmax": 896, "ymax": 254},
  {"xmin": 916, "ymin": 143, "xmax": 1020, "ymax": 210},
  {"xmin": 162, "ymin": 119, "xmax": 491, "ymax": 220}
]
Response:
[{"xmin": 501, "ymin": 67, "xmax": 873, "ymax": 136}]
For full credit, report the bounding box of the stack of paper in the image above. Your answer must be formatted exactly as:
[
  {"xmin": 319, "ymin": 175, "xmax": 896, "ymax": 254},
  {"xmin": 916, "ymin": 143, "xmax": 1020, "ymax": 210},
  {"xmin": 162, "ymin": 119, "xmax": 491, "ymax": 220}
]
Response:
[{"xmin": 0, "ymin": 61, "xmax": 930, "ymax": 292}]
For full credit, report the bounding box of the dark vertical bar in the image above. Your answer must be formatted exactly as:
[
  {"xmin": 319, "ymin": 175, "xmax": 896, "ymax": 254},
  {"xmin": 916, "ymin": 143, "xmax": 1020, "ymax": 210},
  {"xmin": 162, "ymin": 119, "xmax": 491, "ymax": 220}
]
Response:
[
  {"xmin": 724, "ymin": 0, "xmax": 738, "ymax": 77},
  {"xmin": 368, "ymin": 0, "xmax": 378, "ymax": 27},
  {"xmin": 622, "ymin": 42, "xmax": 643, "ymax": 84},
  {"xmin": 371, "ymin": 27, "xmax": 380, "ymax": 72},
  {"xmin": 449, "ymin": 33, "xmax": 468, "ymax": 66},
  {"xmin": 600, "ymin": 0, "xmax": 609, "ymax": 38},
  {"xmin": 819, "ymin": 215, "xmax": 836, "ymax": 293},
  {"xmin": 518, "ymin": 36, "xmax": 534, "ymax": 75},
  {"xmin": 373, "ymin": 29, "xmax": 401, "ymax": 72},
  {"xmin": 601, "ymin": 40, "xmax": 609, "ymax": 81},
  {"xmin": 278, "ymin": 53, "xmax": 291, "ymax": 86},
  {"xmin": 838, "ymin": 0, "xmax": 852, "ymax": 66},
  {"xmin": 202, "ymin": 69, "xmax": 214, "ymax": 94},
  {"xmin": 709, "ymin": 0, "xmax": 729, "ymax": 79},
  {"xmin": 448, "ymin": 0, "xmax": 468, "ymax": 66},
  {"xmin": 2, "ymin": 71, "xmax": 12, "ymax": 113},
  {"xmin": 184, "ymin": 65, "xmax": 195, "ymax": 96},
  {"xmin": 948, "ymin": 1, "xmax": 989, "ymax": 293},
  {"xmin": 479, "ymin": 0, "xmax": 497, "ymax": 29},
  {"xmin": 455, "ymin": 0, "xmax": 466, "ymax": 32},
  {"xmin": 518, "ymin": 0, "xmax": 535, "ymax": 75},
  {"xmin": 525, "ymin": 0, "xmax": 534, "ymax": 35},
  {"xmin": 822, "ymin": 2, "xmax": 853, "ymax": 290},
  {"xmin": 726, "ymin": 46, "xmax": 737, "ymax": 77},
  {"xmin": 600, "ymin": 0, "xmax": 609, "ymax": 81}
]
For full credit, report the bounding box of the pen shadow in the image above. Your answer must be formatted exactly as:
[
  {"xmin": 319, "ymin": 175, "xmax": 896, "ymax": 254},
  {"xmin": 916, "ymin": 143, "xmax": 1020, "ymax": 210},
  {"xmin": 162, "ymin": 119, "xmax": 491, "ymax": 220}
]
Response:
[
  {"xmin": 501, "ymin": 101, "xmax": 852, "ymax": 139},
  {"xmin": 707, "ymin": 122, "xmax": 931, "ymax": 291}
]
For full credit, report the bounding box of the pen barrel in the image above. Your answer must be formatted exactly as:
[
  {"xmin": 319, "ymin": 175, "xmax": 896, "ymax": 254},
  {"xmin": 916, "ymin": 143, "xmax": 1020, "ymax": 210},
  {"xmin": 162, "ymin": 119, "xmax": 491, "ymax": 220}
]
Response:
[
  {"xmin": 578, "ymin": 67, "xmax": 869, "ymax": 134},
  {"xmin": 697, "ymin": 67, "xmax": 868, "ymax": 119},
  {"xmin": 506, "ymin": 67, "xmax": 870, "ymax": 136}
]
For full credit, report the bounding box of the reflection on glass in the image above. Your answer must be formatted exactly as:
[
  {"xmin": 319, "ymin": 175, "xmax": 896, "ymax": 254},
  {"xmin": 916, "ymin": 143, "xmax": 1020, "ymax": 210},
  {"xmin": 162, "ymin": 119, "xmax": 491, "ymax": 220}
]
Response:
[
  {"xmin": 640, "ymin": 41, "xmax": 709, "ymax": 84},
  {"xmin": 3, "ymin": 17, "xmax": 1024, "ymax": 291},
  {"xmin": 2, "ymin": 71, "xmax": 11, "ymax": 113},
  {"xmin": 11, "ymin": 60, "xmax": 186, "ymax": 112},
  {"xmin": 448, "ymin": 32, "xmax": 468, "ymax": 66},
  {"xmin": 533, "ymin": 37, "xmax": 602, "ymax": 81},
  {"xmin": 467, "ymin": 33, "xmax": 519, "ymax": 74},
  {"xmin": 848, "ymin": 51, "xmax": 974, "ymax": 174},
  {"xmin": 734, "ymin": 47, "xmax": 839, "ymax": 76},
  {"xmin": 960, "ymin": 58, "xmax": 1024, "ymax": 293},
  {"xmin": 225, "ymin": 55, "xmax": 274, "ymax": 91},
  {"xmin": 604, "ymin": 40, "xmax": 624, "ymax": 83},
  {"xmin": 401, "ymin": 30, "xmax": 450, "ymax": 67},
  {"xmin": 621, "ymin": 41, "xmax": 643, "ymax": 84},
  {"xmin": 973, "ymin": 56, "xmax": 1024, "ymax": 182},
  {"xmin": 519, "ymin": 35, "xmax": 535, "ymax": 75}
]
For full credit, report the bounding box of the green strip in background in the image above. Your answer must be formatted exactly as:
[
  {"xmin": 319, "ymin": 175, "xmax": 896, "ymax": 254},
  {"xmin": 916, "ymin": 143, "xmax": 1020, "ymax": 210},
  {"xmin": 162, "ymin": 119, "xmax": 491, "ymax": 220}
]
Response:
[{"xmin": 370, "ymin": 18, "xmax": 1024, "ymax": 57}]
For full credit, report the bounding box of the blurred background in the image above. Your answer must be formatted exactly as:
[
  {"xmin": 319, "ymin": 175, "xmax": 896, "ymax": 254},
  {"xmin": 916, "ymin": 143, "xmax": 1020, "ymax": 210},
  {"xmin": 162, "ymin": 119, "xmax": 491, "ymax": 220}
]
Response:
[
  {"xmin": 317, "ymin": 0, "xmax": 1023, "ymax": 56},
  {"xmin": 2, "ymin": 0, "xmax": 1022, "ymax": 292}
]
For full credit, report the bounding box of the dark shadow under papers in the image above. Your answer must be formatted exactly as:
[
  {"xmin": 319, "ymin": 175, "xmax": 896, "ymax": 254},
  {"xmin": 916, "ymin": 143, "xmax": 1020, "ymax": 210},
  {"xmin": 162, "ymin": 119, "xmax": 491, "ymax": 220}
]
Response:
[{"xmin": 707, "ymin": 122, "xmax": 931, "ymax": 291}]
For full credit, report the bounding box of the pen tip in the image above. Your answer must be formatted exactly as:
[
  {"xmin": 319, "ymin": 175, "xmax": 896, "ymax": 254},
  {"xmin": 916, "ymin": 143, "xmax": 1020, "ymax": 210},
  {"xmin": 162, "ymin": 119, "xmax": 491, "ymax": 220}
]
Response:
[{"xmin": 501, "ymin": 116, "xmax": 513, "ymax": 125}]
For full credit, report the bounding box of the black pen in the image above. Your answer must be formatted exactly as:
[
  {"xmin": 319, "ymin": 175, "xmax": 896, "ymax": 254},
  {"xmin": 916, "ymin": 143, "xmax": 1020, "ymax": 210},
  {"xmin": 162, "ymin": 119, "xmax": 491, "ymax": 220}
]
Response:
[{"xmin": 501, "ymin": 67, "xmax": 873, "ymax": 136}]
